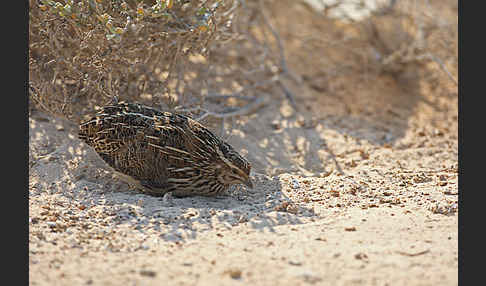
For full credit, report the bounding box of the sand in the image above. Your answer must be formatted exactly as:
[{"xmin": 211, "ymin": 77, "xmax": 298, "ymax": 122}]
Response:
[{"xmin": 29, "ymin": 84, "xmax": 458, "ymax": 285}]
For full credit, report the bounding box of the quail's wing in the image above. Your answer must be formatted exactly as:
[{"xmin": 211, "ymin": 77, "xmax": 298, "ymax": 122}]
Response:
[
  {"xmin": 79, "ymin": 103, "xmax": 216, "ymax": 164},
  {"xmin": 143, "ymin": 114, "xmax": 216, "ymax": 163},
  {"xmin": 78, "ymin": 108, "xmax": 153, "ymax": 155}
]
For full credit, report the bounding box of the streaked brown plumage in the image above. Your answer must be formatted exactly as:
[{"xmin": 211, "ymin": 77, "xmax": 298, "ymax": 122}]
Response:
[{"xmin": 78, "ymin": 101, "xmax": 252, "ymax": 197}]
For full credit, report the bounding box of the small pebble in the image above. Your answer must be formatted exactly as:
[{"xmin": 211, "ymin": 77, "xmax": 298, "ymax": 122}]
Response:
[
  {"xmin": 140, "ymin": 270, "xmax": 157, "ymax": 277},
  {"xmin": 227, "ymin": 269, "xmax": 242, "ymax": 279},
  {"xmin": 47, "ymin": 222, "xmax": 57, "ymax": 228},
  {"xmin": 289, "ymin": 260, "xmax": 302, "ymax": 266},
  {"xmin": 291, "ymin": 178, "xmax": 300, "ymax": 189},
  {"xmin": 271, "ymin": 120, "xmax": 281, "ymax": 130}
]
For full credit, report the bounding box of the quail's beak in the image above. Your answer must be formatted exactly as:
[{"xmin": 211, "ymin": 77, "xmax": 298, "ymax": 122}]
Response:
[{"xmin": 244, "ymin": 178, "xmax": 254, "ymax": 189}]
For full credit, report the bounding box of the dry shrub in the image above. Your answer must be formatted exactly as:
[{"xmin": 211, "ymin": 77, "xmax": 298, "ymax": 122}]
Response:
[
  {"xmin": 363, "ymin": 0, "xmax": 457, "ymax": 86},
  {"xmin": 29, "ymin": 0, "xmax": 285, "ymax": 123}
]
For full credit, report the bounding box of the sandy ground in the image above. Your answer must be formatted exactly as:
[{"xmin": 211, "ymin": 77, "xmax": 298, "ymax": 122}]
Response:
[
  {"xmin": 29, "ymin": 1, "xmax": 458, "ymax": 285},
  {"xmin": 29, "ymin": 82, "xmax": 458, "ymax": 285}
]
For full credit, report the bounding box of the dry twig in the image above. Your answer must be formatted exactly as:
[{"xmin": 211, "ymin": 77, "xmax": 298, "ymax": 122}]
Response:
[{"xmin": 176, "ymin": 95, "xmax": 267, "ymax": 122}]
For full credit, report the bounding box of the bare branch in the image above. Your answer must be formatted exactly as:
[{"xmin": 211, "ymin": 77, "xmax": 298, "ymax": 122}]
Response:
[
  {"xmin": 277, "ymin": 80, "xmax": 298, "ymax": 112},
  {"xmin": 258, "ymin": 0, "xmax": 300, "ymax": 112},
  {"xmin": 426, "ymin": 53, "xmax": 458, "ymax": 86},
  {"xmin": 177, "ymin": 95, "xmax": 267, "ymax": 121}
]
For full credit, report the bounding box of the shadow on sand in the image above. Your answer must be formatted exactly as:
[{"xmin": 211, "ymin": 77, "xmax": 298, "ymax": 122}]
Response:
[{"xmin": 29, "ymin": 114, "xmax": 317, "ymax": 244}]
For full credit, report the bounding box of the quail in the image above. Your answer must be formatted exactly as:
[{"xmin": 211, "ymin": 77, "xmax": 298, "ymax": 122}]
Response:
[{"xmin": 78, "ymin": 101, "xmax": 253, "ymax": 197}]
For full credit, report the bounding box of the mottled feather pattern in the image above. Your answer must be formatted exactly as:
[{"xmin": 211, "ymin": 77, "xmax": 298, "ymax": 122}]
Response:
[{"xmin": 78, "ymin": 102, "xmax": 252, "ymax": 197}]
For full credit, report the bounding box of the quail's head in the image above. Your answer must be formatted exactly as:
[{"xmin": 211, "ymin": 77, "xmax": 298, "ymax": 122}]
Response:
[{"xmin": 215, "ymin": 141, "xmax": 253, "ymax": 189}]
